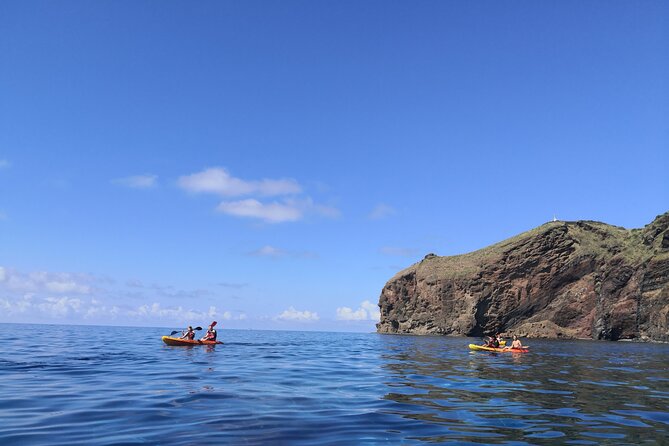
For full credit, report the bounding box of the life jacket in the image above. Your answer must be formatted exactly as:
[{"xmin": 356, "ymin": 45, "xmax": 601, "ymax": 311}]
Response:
[{"xmin": 205, "ymin": 329, "xmax": 217, "ymax": 340}]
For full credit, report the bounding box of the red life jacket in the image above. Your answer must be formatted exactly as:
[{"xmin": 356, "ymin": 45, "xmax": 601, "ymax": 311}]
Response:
[{"xmin": 204, "ymin": 329, "xmax": 217, "ymax": 341}]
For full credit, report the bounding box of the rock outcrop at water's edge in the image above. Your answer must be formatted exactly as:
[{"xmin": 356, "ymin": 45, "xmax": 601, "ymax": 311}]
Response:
[{"xmin": 376, "ymin": 212, "xmax": 669, "ymax": 342}]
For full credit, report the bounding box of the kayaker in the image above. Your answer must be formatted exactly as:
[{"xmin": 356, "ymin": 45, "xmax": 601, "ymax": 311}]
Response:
[
  {"xmin": 180, "ymin": 326, "xmax": 195, "ymax": 340},
  {"xmin": 504, "ymin": 335, "xmax": 523, "ymax": 350},
  {"xmin": 483, "ymin": 335, "xmax": 499, "ymax": 348},
  {"xmin": 201, "ymin": 321, "xmax": 217, "ymax": 341}
]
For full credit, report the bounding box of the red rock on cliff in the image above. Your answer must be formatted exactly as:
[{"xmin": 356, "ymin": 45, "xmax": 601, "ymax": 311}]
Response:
[{"xmin": 376, "ymin": 212, "xmax": 669, "ymax": 342}]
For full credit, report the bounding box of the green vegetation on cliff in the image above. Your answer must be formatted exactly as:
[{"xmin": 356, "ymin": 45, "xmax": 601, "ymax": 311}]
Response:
[{"xmin": 378, "ymin": 212, "xmax": 669, "ymax": 342}]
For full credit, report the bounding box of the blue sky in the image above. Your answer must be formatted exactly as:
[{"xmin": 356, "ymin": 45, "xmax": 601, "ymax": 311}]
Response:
[{"xmin": 1, "ymin": 1, "xmax": 667, "ymax": 332}]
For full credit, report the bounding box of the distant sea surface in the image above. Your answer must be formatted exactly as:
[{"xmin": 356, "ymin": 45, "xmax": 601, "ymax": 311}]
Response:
[{"xmin": 1, "ymin": 324, "xmax": 668, "ymax": 445}]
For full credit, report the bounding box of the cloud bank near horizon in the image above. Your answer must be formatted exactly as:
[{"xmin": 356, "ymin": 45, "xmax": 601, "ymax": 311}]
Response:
[
  {"xmin": 0, "ymin": 266, "xmax": 381, "ymax": 331},
  {"xmin": 336, "ymin": 300, "xmax": 380, "ymax": 321},
  {"xmin": 0, "ymin": 266, "xmax": 246, "ymax": 326},
  {"xmin": 275, "ymin": 306, "xmax": 320, "ymax": 322}
]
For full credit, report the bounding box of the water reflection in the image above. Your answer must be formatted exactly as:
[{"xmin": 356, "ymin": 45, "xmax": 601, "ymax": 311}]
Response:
[
  {"xmin": 378, "ymin": 335, "xmax": 669, "ymax": 444},
  {"xmin": 1, "ymin": 325, "xmax": 667, "ymax": 445}
]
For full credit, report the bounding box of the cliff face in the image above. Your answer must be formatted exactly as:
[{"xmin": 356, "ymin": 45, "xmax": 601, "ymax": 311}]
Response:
[{"xmin": 377, "ymin": 212, "xmax": 669, "ymax": 342}]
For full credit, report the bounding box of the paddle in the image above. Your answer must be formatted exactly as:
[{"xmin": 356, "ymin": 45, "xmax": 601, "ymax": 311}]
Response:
[{"xmin": 169, "ymin": 327, "xmax": 202, "ymax": 336}]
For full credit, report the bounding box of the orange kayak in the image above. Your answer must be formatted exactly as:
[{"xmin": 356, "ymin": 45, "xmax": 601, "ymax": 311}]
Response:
[
  {"xmin": 469, "ymin": 343, "xmax": 528, "ymax": 353},
  {"xmin": 162, "ymin": 336, "xmax": 222, "ymax": 346}
]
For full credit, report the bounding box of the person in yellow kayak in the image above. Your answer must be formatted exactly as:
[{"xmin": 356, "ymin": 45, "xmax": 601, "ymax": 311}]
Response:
[
  {"xmin": 503, "ymin": 335, "xmax": 523, "ymax": 350},
  {"xmin": 180, "ymin": 326, "xmax": 195, "ymax": 340},
  {"xmin": 483, "ymin": 334, "xmax": 500, "ymax": 348},
  {"xmin": 200, "ymin": 321, "xmax": 218, "ymax": 341}
]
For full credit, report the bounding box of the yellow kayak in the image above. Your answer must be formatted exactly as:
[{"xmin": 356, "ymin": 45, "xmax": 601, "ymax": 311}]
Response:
[{"xmin": 469, "ymin": 343, "xmax": 528, "ymax": 353}]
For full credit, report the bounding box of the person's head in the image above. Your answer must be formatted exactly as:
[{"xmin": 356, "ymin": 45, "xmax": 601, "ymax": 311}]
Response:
[
  {"xmin": 513, "ymin": 335, "xmax": 518, "ymax": 340},
  {"xmin": 188, "ymin": 326, "xmax": 193, "ymax": 331}
]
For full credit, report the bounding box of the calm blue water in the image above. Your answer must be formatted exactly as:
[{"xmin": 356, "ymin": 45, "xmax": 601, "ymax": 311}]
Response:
[{"xmin": 1, "ymin": 324, "xmax": 668, "ymax": 445}]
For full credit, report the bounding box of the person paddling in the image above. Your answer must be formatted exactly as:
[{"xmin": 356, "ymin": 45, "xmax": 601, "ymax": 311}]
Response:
[
  {"xmin": 483, "ymin": 335, "xmax": 499, "ymax": 348},
  {"xmin": 180, "ymin": 326, "xmax": 195, "ymax": 340},
  {"xmin": 201, "ymin": 321, "xmax": 218, "ymax": 341},
  {"xmin": 504, "ymin": 335, "xmax": 523, "ymax": 350}
]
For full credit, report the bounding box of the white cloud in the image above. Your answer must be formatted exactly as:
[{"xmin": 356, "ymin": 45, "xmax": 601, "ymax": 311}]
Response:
[
  {"xmin": 208, "ymin": 306, "xmax": 217, "ymax": 318},
  {"xmin": 128, "ymin": 302, "xmax": 216, "ymax": 322},
  {"xmin": 112, "ymin": 174, "xmax": 158, "ymax": 189},
  {"xmin": 249, "ymin": 245, "xmax": 319, "ymax": 259},
  {"xmin": 275, "ymin": 306, "xmax": 319, "ymax": 322},
  {"xmin": 179, "ymin": 168, "xmax": 339, "ymax": 223},
  {"xmin": 0, "ymin": 294, "xmax": 119, "ymax": 320},
  {"xmin": 368, "ymin": 204, "xmax": 397, "ymax": 220},
  {"xmin": 125, "ymin": 303, "xmax": 246, "ymax": 324},
  {"xmin": 0, "ymin": 266, "xmax": 246, "ymax": 326},
  {"xmin": 0, "ymin": 294, "xmax": 34, "ymax": 314},
  {"xmin": 336, "ymin": 306, "xmax": 367, "ymax": 320},
  {"xmin": 147, "ymin": 284, "xmax": 211, "ymax": 299},
  {"xmin": 286, "ymin": 197, "xmax": 340, "ymax": 219},
  {"xmin": 251, "ymin": 245, "xmax": 286, "ymax": 257},
  {"xmin": 361, "ymin": 300, "xmax": 381, "ymax": 321},
  {"xmin": 336, "ymin": 300, "xmax": 380, "ymax": 321},
  {"xmin": 85, "ymin": 303, "xmax": 120, "ymax": 319},
  {"xmin": 0, "ymin": 292, "xmax": 242, "ymax": 325},
  {"xmin": 178, "ymin": 167, "xmax": 301, "ymax": 197},
  {"xmin": 217, "ymin": 199, "xmax": 302, "ymax": 223},
  {"xmin": 217, "ymin": 281, "xmax": 248, "ymax": 289},
  {"xmin": 379, "ymin": 246, "xmax": 419, "ymax": 257},
  {"xmin": 45, "ymin": 280, "xmax": 91, "ymax": 294},
  {"xmin": 0, "ymin": 268, "xmax": 93, "ymax": 295},
  {"xmin": 37, "ymin": 296, "xmax": 84, "ymax": 317},
  {"xmin": 221, "ymin": 310, "xmax": 247, "ymax": 321},
  {"xmin": 218, "ymin": 197, "xmax": 339, "ymax": 224}
]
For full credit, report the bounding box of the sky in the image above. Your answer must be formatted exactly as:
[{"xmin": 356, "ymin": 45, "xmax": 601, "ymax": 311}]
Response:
[{"xmin": 1, "ymin": 1, "xmax": 667, "ymax": 332}]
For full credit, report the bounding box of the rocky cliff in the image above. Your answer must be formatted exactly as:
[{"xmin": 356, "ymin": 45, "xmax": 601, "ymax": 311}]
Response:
[{"xmin": 377, "ymin": 212, "xmax": 669, "ymax": 342}]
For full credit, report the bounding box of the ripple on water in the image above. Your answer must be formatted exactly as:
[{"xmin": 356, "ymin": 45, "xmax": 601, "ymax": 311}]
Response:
[{"xmin": 0, "ymin": 325, "xmax": 668, "ymax": 445}]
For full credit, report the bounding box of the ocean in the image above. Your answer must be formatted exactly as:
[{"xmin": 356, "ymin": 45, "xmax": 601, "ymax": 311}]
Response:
[{"xmin": 1, "ymin": 323, "xmax": 668, "ymax": 445}]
